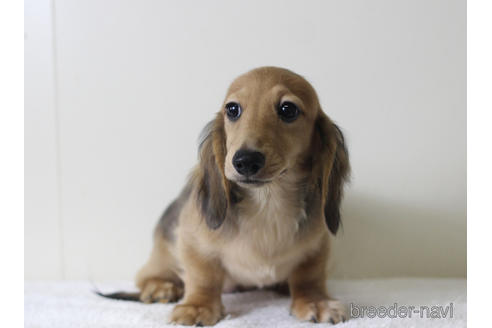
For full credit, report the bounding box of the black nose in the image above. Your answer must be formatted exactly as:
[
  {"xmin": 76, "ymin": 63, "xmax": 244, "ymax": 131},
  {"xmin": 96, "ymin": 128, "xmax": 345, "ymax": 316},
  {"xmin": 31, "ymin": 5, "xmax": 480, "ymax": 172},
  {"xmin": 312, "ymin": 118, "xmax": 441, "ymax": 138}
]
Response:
[{"xmin": 232, "ymin": 149, "xmax": 265, "ymax": 176}]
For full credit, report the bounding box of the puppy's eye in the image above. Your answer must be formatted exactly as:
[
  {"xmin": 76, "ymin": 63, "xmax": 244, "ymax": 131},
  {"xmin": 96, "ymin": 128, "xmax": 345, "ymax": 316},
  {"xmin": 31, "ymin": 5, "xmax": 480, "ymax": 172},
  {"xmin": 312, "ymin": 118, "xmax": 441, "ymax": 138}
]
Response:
[
  {"xmin": 278, "ymin": 101, "xmax": 300, "ymax": 123},
  {"xmin": 225, "ymin": 102, "xmax": 242, "ymax": 121}
]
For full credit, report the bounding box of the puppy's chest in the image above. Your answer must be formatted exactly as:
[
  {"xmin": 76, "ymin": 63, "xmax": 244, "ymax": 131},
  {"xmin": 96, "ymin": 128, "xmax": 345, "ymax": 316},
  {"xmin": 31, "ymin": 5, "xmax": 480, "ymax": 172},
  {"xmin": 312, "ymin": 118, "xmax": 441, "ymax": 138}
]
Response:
[{"xmin": 221, "ymin": 191, "xmax": 307, "ymax": 287}]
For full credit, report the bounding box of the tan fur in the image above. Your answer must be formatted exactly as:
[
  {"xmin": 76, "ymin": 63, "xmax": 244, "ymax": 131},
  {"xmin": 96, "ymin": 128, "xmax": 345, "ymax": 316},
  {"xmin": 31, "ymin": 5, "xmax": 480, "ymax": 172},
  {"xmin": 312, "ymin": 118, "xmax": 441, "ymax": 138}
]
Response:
[
  {"xmin": 135, "ymin": 230, "xmax": 183, "ymax": 303},
  {"xmin": 135, "ymin": 67, "xmax": 350, "ymax": 325}
]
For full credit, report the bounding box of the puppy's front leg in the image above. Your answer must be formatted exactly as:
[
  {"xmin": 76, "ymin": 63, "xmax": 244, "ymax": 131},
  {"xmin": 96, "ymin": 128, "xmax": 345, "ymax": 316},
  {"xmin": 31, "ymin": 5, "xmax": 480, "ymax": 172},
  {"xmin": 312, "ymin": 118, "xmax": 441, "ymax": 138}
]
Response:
[
  {"xmin": 288, "ymin": 238, "xmax": 347, "ymax": 324},
  {"xmin": 170, "ymin": 244, "xmax": 225, "ymax": 326}
]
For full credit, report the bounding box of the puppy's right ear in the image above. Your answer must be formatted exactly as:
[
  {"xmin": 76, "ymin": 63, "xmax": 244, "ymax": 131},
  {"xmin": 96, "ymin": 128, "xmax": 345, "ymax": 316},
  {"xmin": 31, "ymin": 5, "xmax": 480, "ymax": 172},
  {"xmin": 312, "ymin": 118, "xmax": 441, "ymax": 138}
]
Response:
[{"xmin": 195, "ymin": 113, "xmax": 231, "ymax": 229}]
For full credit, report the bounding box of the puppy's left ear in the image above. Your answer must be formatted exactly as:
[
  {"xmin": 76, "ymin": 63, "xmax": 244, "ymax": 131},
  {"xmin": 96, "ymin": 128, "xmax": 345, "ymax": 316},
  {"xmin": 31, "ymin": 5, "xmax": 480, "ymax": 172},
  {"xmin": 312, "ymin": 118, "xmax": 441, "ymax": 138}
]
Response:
[
  {"xmin": 313, "ymin": 112, "xmax": 350, "ymax": 235},
  {"xmin": 196, "ymin": 113, "xmax": 232, "ymax": 229}
]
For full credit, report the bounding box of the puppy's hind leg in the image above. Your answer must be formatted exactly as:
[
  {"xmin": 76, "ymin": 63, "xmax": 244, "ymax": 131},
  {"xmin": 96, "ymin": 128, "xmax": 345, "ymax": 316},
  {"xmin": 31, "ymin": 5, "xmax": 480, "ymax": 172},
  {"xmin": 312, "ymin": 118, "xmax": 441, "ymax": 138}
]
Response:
[
  {"xmin": 135, "ymin": 232, "xmax": 184, "ymax": 303},
  {"xmin": 135, "ymin": 187, "xmax": 192, "ymax": 303},
  {"xmin": 96, "ymin": 186, "xmax": 191, "ymax": 303},
  {"xmin": 95, "ymin": 232, "xmax": 183, "ymax": 303}
]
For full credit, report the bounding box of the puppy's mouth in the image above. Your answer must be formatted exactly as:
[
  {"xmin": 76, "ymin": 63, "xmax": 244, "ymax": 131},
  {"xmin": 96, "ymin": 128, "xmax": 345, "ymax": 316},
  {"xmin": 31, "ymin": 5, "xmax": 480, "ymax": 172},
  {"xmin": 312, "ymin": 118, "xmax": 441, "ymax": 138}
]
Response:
[{"xmin": 236, "ymin": 178, "xmax": 271, "ymax": 187}]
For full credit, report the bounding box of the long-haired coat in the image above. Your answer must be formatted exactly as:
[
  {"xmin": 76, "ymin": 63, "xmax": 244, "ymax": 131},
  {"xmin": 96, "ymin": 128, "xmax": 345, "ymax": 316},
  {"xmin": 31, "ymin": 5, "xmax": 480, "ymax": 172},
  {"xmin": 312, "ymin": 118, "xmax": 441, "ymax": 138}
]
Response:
[{"xmin": 101, "ymin": 67, "xmax": 350, "ymax": 325}]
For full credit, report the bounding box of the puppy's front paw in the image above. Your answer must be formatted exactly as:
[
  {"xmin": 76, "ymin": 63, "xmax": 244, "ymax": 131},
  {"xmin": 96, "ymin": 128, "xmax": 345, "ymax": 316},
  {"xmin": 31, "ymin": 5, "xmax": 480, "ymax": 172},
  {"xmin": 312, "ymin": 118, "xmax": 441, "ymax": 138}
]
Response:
[
  {"xmin": 291, "ymin": 298, "xmax": 348, "ymax": 324},
  {"xmin": 170, "ymin": 302, "xmax": 224, "ymax": 326}
]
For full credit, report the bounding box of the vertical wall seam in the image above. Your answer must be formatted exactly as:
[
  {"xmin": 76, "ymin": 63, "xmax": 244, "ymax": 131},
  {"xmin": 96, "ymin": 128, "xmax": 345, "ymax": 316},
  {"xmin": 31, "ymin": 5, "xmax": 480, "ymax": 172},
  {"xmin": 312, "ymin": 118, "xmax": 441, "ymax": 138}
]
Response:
[{"xmin": 51, "ymin": 0, "xmax": 66, "ymax": 280}]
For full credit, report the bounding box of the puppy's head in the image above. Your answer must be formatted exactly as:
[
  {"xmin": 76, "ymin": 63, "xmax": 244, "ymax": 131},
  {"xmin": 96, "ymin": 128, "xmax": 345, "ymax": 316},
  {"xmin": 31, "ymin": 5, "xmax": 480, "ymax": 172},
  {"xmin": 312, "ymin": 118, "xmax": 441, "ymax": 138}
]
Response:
[{"xmin": 197, "ymin": 67, "xmax": 349, "ymax": 233}]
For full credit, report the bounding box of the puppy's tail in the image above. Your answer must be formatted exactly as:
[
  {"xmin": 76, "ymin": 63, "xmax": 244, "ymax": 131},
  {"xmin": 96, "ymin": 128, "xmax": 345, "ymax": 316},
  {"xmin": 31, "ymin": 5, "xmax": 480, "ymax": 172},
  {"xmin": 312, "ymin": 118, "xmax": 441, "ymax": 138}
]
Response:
[
  {"xmin": 91, "ymin": 280, "xmax": 142, "ymax": 302},
  {"xmin": 94, "ymin": 290, "xmax": 142, "ymax": 302}
]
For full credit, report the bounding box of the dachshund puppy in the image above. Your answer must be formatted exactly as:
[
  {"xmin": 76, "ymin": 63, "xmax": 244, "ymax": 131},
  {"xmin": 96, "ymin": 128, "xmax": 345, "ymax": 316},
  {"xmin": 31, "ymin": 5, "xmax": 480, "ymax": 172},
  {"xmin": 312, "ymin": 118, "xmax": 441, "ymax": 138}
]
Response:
[{"xmin": 101, "ymin": 67, "xmax": 350, "ymax": 325}]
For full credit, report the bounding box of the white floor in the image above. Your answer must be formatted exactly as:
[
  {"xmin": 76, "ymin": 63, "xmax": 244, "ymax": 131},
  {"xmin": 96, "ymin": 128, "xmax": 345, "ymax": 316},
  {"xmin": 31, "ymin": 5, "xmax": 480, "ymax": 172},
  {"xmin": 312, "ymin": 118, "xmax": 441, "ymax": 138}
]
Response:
[{"xmin": 25, "ymin": 278, "xmax": 466, "ymax": 328}]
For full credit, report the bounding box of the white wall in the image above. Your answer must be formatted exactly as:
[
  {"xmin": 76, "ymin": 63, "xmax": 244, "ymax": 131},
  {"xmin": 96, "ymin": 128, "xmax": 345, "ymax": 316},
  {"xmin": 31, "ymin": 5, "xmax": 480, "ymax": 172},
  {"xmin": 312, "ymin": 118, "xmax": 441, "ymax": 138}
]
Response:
[
  {"xmin": 25, "ymin": 0, "xmax": 63, "ymax": 279},
  {"xmin": 25, "ymin": 0, "xmax": 466, "ymax": 280}
]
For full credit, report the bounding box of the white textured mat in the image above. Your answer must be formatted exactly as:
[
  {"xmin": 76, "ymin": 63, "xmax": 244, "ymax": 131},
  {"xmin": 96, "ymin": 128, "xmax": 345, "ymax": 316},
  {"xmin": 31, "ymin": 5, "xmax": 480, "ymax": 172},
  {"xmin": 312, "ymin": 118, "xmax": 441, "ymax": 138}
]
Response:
[{"xmin": 25, "ymin": 279, "xmax": 466, "ymax": 327}]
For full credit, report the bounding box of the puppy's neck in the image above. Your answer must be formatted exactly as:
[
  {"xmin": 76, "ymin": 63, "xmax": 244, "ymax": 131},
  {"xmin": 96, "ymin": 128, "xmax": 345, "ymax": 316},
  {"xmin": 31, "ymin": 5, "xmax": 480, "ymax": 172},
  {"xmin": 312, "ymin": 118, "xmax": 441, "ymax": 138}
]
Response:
[{"xmin": 229, "ymin": 166, "xmax": 310, "ymax": 257}]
